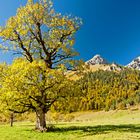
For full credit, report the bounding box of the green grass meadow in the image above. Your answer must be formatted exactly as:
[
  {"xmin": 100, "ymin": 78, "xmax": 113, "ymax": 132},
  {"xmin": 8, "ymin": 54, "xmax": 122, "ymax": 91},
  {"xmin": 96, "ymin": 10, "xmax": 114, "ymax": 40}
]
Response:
[{"xmin": 0, "ymin": 109, "xmax": 140, "ymax": 140}]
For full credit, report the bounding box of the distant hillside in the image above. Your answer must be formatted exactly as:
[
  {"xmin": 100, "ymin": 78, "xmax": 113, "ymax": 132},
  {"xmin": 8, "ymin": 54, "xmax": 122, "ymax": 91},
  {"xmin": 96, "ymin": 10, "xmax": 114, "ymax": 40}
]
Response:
[
  {"xmin": 67, "ymin": 54, "xmax": 140, "ymax": 80},
  {"xmin": 87, "ymin": 63, "xmax": 123, "ymax": 72},
  {"xmin": 86, "ymin": 54, "xmax": 140, "ymax": 71},
  {"xmin": 54, "ymin": 69, "xmax": 140, "ymax": 113}
]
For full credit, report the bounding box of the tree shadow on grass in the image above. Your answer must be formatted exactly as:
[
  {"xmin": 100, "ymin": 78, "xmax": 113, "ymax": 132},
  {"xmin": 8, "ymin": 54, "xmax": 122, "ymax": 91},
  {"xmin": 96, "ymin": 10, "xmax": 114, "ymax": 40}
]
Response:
[
  {"xmin": 50, "ymin": 124, "xmax": 140, "ymax": 135},
  {"xmin": 23, "ymin": 123, "xmax": 140, "ymax": 136}
]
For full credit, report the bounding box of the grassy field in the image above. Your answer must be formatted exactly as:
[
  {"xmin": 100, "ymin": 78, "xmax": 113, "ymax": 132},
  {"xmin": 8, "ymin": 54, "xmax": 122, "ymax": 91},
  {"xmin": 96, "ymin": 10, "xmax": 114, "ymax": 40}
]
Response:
[{"xmin": 0, "ymin": 109, "xmax": 140, "ymax": 140}]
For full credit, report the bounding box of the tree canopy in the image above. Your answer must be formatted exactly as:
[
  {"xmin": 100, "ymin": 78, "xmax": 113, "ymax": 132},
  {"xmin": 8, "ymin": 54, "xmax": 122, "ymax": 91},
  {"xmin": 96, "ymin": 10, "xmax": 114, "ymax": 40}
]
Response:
[{"xmin": 0, "ymin": 0, "xmax": 82, "ymax": 69}]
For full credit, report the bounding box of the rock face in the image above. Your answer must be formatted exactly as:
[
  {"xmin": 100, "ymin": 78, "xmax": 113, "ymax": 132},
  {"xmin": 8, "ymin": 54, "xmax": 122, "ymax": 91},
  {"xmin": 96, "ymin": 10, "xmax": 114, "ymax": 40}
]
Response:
[
  {"xmin": 126, "ymin": 56, "xmax": 140, "ymax": 70},
  {"xmin": 86, "ymin": 54, "xmax": 140, "ymax": 71},
  {"xmin": 86, "ymin": 55, "xmax": 124, "ymax": 72},
  {"xmin": 86, "ymin": 54, "xmax": 108, "ymax": 65},
  {"xmin": 104, "ymin": 63, "xmax": 123, "ymax": 71}
]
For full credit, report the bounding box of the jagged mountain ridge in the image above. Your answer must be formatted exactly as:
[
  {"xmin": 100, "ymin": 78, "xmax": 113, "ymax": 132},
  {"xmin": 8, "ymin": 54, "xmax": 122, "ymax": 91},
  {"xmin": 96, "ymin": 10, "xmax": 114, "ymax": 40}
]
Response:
[
  {"xmin": 67, "ymin": 55, "xmax": 139, "ymax": 80},
  {"xmin": 86, "ymin": 54, "xmax": 140, "ymax": 71},
  {"xmin": 104, "ymin": 63, "xmax": 123, "ymax": 71},
  {"xmin": 126, "ymin": 56, "xmax": 140, "ymax": 70},
  {"xmin": 86, "ymin": 54, "xmax": 123, "ymax": 71}
]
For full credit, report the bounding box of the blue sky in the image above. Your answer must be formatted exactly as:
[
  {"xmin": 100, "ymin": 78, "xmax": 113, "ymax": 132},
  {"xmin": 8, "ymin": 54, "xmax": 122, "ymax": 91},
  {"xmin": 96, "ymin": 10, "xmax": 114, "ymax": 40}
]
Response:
[{"xmin": 0, "ymin": 0, "xmax": 140, "ymax": 65}]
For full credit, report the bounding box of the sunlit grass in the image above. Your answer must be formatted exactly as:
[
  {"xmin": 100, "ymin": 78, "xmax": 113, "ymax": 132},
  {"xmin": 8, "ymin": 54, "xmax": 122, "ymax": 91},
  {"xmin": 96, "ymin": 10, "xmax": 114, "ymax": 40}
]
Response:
[{"xmin": 0, "ymin": 109, "xmax": 140, "ymax": 140}]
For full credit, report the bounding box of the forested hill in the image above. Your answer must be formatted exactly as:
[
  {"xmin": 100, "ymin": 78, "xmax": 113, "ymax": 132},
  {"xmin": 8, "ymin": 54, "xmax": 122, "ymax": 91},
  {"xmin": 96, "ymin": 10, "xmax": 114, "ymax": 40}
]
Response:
[{"xmin": 53, "ymin": 68, "xmax": 140, "ymax": 112}]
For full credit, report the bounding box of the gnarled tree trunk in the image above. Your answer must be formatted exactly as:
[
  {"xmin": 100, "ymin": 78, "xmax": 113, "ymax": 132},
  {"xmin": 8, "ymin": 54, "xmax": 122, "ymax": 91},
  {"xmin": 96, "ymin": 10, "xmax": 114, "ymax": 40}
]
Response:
[{"xmin": 35, "ymin": 109, "xmax": 47, "ymax": 132}]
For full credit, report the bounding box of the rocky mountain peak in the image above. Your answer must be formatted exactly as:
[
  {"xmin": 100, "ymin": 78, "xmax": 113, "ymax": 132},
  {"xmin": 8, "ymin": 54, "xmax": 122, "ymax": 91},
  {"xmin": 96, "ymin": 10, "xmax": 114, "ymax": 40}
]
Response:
[
  {"xmin": 86, "ymin": 54, "xmax": 108, "ymax": 65},
  {"xmin": 126, "ymin": 56, "xmax": 140, "ymax": 70}
]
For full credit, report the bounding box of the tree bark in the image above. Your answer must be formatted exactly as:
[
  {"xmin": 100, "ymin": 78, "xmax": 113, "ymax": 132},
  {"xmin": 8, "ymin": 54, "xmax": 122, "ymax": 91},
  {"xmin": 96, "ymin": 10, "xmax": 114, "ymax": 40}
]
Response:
[
  {"xmin": 10, "ymin": 113, "xmax": 14, "ymax": 127},
  {"xmin": 35, "ymin": 110, "xmax": 47, "ymax": 132}
]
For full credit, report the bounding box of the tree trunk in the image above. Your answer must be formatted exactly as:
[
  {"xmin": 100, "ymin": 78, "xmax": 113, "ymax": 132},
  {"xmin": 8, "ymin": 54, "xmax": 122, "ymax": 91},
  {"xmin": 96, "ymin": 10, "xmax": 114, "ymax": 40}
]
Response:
[
  {"xmin": 10, "ymin": 113, "xmax": 14, "ymax": 127},
  {"xmin": 35, "ymin": 110, "xmax": 47, "ymax": 132}
]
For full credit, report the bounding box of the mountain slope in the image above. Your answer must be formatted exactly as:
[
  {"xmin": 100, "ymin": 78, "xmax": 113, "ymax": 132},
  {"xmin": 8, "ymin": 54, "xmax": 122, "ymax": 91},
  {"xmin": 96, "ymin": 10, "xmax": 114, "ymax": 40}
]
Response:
[
  {"xmin": 126, "ymin": 56, "xmax": 140, "ymax": 70},
  {"xmin": 86, "ymin": 54, "xmax": 123, "ymax": 72}
]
